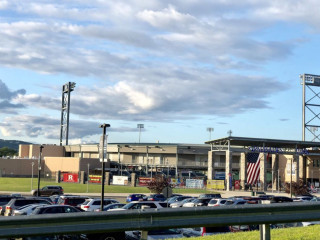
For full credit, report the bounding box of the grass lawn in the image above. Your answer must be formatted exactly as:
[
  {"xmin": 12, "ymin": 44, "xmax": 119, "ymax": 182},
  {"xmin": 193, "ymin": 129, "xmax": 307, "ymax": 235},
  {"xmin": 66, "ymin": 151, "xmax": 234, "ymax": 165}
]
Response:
[
  {"xmin": 0, "ymin": 177, "xmax": 213, "ymax": 194},
  {"xmin": 176, "ymin": 225, "xmax": 320, "ymax": 240}
]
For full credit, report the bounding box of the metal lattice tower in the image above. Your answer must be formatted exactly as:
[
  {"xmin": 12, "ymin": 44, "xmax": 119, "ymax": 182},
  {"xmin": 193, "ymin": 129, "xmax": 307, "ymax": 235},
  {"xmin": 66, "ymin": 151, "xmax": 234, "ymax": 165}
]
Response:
[
  {"xmin": 301, "ymin": 74, "xmax": 320, "ymax": 141},
  {"xmin": 60, "ymin": 82, "xmax": 76, "ymax": 146}
]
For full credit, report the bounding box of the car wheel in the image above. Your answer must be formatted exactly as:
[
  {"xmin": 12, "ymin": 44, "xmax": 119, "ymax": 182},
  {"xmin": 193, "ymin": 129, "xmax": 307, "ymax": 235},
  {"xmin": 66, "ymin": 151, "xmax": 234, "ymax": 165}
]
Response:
[{"xmin": 33, "ymin": 192, "xmax": 38, "ymax": 196}]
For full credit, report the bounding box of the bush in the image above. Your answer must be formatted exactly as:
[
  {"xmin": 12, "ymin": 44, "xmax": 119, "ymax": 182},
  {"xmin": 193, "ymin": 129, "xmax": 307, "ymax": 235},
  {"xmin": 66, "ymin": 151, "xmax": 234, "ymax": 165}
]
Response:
[{"xmin": 284, "ymin": 179, "xmax": 309, "ymax": 196}]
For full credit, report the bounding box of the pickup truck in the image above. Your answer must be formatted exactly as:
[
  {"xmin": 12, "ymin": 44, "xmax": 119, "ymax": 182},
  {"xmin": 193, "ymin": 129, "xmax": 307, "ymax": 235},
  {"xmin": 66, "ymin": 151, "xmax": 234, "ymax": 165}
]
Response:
[{"xmin": 31, "ymin": 186, "xmax": 64, "ymax": 196}]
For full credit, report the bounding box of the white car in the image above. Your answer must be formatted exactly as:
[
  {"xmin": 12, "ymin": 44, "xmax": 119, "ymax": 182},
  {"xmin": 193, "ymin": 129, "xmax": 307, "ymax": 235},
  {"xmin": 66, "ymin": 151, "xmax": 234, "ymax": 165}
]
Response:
[
  {"xmin": 12, "ymin": 204, "xmax": 50, "ymax": 216},
  {"xmin": 80, "ymin": 198, "xmax": 119, "ymax": 212},
  {"xmin": 207, "ymin": 198, "xmax": 227, "ymax": 207},
  {"xmin": 109, "ymin": 201, "xmax": 165, "ymax": 211},
  {"xmin": 170, "ymin": 198, "xmax": 196, "ymax": 208}
]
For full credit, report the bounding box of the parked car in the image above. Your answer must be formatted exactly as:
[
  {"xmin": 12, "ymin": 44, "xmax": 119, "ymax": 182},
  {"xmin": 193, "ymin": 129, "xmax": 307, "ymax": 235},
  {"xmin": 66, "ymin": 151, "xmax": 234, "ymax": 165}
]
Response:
[
  {"xmin": 126, "ymin": 229, "xmax": 184, "ymax": 240},
  {"xmin": 270, "ymin": 196, "xmax": 293, "ymax": 203},
  {"xmin": 182, "ymin": 198, "xmax": 212, "ymax": 207},
  {"xmin": 57, "ymin": 195, "xmax": 89, "ymax": 206},
  {"xmin": 146, "ymin": 194, "xmax": 166, "ymax": 202},
  {"xmin": 109, "ymin": 201, "xmax": 164, "ymax": 211},
  {"xmin": 95, "ymin": 203, "xmax": 126, "ymax": 212},
  {"xmin": 198, "ymin": 193, "xmax": 221, "ymax": 199},
  {"xmin": 5, "ymin": 197, "xmax": 52, "ymax": 216},
  {"xmin": 0, "ymin": 195, "xmax": 23, "ymax": 215},
  {"xmin": 224, "ymin": 199, "xmax": 247, "ymax": 206},
  {"xmin": 126, "ymin": 194, "xmax": 147, "ymax": 202},
  {"xmin": 207, "ymin": 198, "xmax": 227, "ymax": 207},
  {"xmin": 229, "ymin": 225, "xmax": 252, "ymax": 232},
  {"xmin": 31, "ymin": 186, "xmax": 64, "ymax": 196},
  {"xmin": 80, "ymin": 198, "xmax": 119, "ymax": 212},
  {"xmin": 166, "ymin": 195, "xmax": 192, "ymax": 204},
  {"xmin": 292, "ymin": 196, "xmax": 313, "ymax": 202},
  {"xmin": 12, "ymin": 203, "xmax": 50, "ymax": 216},
  {"xmin": 181, "ymin": 226, "xmax": 230, "ymax": 237},
  {"xmin": 170, "ymin": 198, "xmax": 196, "ymax": 208},
  {"xmin": 31, "ymin": 204, "xmax": 82, "ymax": 215}
]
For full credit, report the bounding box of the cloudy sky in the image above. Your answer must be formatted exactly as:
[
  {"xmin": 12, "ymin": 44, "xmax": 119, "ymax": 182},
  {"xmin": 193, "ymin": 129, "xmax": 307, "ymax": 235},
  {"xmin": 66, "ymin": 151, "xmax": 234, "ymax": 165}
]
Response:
[{"xmin": 0, "ymin": 0, "xmax": 319, "ymax": 145}]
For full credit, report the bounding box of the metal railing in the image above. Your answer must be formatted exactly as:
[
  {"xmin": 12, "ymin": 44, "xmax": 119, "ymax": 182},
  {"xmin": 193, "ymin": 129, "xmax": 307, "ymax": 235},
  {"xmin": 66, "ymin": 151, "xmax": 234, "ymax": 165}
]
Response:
[{"xmin": 1, "ymin": 202, "xmax": 320, "ymax": 240}]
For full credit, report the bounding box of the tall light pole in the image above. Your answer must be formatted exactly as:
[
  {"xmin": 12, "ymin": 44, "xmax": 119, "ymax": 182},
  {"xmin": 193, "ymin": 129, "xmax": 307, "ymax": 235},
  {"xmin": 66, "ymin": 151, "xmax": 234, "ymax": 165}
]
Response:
[
  {"xmin": 31, "ymin": 162, "xmax": 34, "ymax": 191},
  {"xmin": 99, "ymin": 123, "xmax": 110, "ymax": 211},
  {"xmin": 207, "ymin": 127, "xmax": 214, "ymax": 140},
  {"xmin": 87, "ymin": 163, "xmax": 90, "ymax": 193},
  {"xmin": 117, "ymin": 145, "xmax": 122, "ymax": 176},
  {"xmin": 37, "ymin": 145, "xmax": 44, "ymax": 197},
  {"xmin": 137, "ymin": 124, "xmax": 144, "ymax": 143},
  {"xmin": 60, "ymin": 82, "xmax": 76, "ymax": 146}
]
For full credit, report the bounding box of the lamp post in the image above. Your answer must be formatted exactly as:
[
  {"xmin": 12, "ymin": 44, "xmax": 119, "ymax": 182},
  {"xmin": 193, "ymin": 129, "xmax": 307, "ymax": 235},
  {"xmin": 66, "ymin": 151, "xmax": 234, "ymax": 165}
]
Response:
[
  {"xmin": 87, "ymin": 163, "xmax": 90, "ymax": 193},
  {"xmin": 31, "ymin": 162, "xmax": 34, "ymax": 191},
  {"xmin": 37, "ymin": 145, "xmax": 44, "ymax": 197},
  {"xmin": 137, "ymin": 124, "xmax": 144, "ymax": 143},
  {"xmin": 117, "ymin": 145, "xmax": 122, "ymax": 176},
  {"xmin": 99, "ymin": 123, "xmax": 110, "ymax": 211}
]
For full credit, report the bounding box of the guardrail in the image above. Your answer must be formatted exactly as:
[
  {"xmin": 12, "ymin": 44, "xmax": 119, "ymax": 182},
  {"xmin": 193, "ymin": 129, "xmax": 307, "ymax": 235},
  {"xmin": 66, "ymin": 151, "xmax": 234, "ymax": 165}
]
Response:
[{"xmin": 1, "ymin": 202, "xmax": 320, "ymax": 240}]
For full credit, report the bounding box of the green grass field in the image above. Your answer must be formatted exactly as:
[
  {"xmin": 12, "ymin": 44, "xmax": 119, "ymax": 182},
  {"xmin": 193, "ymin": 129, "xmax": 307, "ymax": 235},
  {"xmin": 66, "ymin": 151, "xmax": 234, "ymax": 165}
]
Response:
[
  {"xmin": 0, "ymin": 177, "xmax": 210, "ymax": 194},
  {"xmin": 174, "ymin": 225, "xmax": 320, "ymax": 240}
]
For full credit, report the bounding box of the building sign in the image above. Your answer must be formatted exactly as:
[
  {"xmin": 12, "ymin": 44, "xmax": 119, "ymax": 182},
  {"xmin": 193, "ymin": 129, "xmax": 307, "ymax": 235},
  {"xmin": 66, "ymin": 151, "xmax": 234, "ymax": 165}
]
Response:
[
  {"xmin": 248, "ymin": 146, "xmax": 309, "ymax": 155},
  {"xmin": 113, "ymin": 176, "xmax": 128, "ymax": 185},
  {"xmin": 138, "ymin": 177, "xmax": 153, "ymax": 186},
  {"xmin": 186, "ymin": 179, "xmax": 204, "ymax": 189},
  {"xmin": 207, "ymin": 180, "xmax": 225, "ymax": 190},
  {"xmin": 63, "ymin": 173, "xmax": 78, "ymax": 183},
  {"xmin": 89, "ymin": 175, "xmax": 101, "ymax": 183}
]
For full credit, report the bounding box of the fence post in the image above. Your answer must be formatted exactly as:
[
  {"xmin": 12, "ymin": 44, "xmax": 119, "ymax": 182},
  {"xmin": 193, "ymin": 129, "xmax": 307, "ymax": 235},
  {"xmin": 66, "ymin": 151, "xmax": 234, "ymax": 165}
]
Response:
[{"xmin": 260, "ymin": 224, "xmax": 270, "ymax": 240}]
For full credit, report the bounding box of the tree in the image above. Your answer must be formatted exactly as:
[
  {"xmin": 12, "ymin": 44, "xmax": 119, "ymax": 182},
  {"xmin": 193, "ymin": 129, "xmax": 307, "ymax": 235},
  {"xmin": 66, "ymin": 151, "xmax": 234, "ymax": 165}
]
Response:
[
  {"xmin": 0, "ymin": 147, "xmax": 17, "ymax": 157},
  {"xmin": 147, "ymin": 174, "xmax": 173, "ymax": 194},
  {"xmin": 284, "ymin": 179, "xmax": 310, "ymax": 196}
]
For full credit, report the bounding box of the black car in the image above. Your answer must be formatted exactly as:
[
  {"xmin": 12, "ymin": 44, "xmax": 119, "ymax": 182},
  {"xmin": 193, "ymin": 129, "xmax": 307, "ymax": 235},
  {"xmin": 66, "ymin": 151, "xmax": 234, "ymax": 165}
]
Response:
[
  {"xmin": 31, "ymin": 205, "xmax": 82, "ymax": 215},
  {"xmin": 270, "ymin": 196, "xmax": 293, "ymax": 203}
]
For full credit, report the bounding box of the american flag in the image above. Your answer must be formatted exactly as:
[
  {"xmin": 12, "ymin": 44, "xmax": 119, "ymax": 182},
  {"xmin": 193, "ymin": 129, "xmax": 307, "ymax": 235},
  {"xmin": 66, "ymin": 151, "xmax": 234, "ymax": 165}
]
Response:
[{"xmin": 247, "ymin": 152, "xmax": 262, "ymax": 185}]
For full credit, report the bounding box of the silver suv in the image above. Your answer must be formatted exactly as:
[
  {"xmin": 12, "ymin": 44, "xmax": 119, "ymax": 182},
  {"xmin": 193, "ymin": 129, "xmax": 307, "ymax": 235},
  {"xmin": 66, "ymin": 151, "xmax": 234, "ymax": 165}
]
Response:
[{"xmin": 5, "ymin": 197, "xmax": 52, "ymax": 216}]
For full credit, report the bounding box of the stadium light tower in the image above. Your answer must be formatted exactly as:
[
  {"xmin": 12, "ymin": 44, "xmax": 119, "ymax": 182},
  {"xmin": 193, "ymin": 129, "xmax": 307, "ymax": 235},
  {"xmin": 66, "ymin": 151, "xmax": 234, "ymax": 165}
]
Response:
[
  {"xmin": 300, "ymin": 74, "xmax": 320, "ymax": 141},
  {"xmin": 207, "ymin": 127, "xmax": 214, "ymax": 140},
  {"xmin": 137, "ymin": 124, "xmax": 144, "ymax": 143},
  {"xmin": 60, "ymin": 82, "xmax": 76, "ymax": 146}
]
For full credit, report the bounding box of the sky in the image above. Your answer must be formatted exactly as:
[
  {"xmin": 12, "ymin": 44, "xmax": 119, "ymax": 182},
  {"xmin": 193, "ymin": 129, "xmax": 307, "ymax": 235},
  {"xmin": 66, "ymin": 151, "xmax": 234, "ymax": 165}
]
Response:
[{"xmin": 0, "ymin": 0, "xmax": 320, "ymax": 145}]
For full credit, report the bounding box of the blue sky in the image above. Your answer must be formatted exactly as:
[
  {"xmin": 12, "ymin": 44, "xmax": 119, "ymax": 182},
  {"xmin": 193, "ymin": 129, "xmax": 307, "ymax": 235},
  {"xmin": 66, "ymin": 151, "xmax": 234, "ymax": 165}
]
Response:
[{"xmin": 0, "ymin": 1, "xmax": 320, "ymax": 145}]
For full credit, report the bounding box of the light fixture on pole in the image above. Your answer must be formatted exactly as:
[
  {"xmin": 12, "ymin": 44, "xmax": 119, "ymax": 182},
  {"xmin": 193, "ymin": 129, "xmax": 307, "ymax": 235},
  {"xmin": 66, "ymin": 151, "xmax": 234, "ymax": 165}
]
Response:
[
  {"xmin": 37, "ymin": 145, "xmax": 44, "ymax": 197},
  {"xmin": 99, "ymin": 123, "xmax": 110, "ymax": 211},
  {"xmin": 137, "ymin": 124, "xmax": 144, "ymax": 143},
  {"xmin": 206, "ymin": 127, "xmax": 214, "ymax": 140}
]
